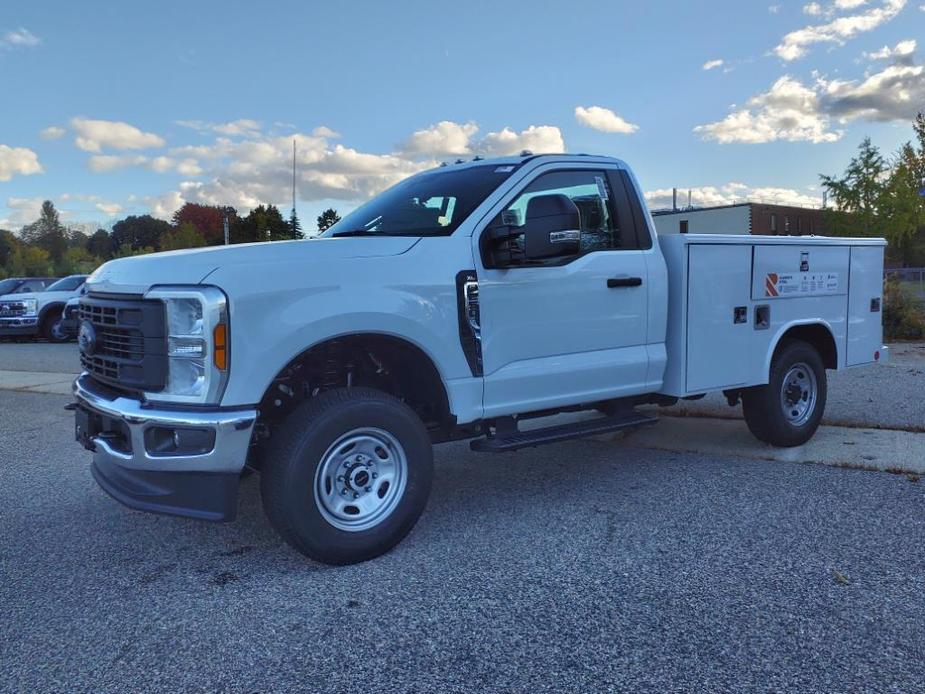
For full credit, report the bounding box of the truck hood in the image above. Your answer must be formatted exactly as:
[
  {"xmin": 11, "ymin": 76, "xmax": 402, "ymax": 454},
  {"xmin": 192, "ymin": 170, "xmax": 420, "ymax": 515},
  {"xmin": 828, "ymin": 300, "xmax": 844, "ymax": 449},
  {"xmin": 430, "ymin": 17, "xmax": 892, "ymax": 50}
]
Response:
[
  {"xmin": 0, "ymin": 290, "xmax": 73, "ymax": 304},
  {"xmin": 86, "ymin": 236, "xmax": 421, "ymax": 295}
]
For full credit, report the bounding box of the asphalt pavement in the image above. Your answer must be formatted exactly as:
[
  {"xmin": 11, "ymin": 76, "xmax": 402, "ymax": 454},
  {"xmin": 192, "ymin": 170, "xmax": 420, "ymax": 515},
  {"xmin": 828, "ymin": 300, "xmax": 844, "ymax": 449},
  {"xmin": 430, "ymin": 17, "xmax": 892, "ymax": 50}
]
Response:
[{"xmin": 2, "ymin": 388, "xmax": 924, "ymax": 692}]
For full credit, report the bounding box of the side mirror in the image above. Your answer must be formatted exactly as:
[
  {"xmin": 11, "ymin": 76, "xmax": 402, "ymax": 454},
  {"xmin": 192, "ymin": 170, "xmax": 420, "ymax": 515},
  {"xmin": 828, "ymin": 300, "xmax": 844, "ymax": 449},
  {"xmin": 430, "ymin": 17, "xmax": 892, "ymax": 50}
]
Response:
[{"xmin": 522, "ymin": 194, "xmax": 581, "ymax": 260}]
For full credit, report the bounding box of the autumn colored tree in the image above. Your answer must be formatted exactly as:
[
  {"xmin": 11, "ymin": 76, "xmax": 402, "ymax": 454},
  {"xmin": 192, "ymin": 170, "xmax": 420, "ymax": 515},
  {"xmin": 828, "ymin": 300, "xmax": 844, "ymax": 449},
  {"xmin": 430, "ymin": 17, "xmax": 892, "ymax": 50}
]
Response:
[{"xmin": 172, "ymin": 203, "xmax": 233, "ymax": 245}]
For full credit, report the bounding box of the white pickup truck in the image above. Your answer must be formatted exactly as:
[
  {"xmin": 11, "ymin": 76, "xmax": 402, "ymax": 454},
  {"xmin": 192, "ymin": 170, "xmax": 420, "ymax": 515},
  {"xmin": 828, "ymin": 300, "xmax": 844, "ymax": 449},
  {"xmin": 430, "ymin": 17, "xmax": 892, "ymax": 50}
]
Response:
[{"xmin": 72, "ymin": 154, "xmax": 886, "ymax": 564}]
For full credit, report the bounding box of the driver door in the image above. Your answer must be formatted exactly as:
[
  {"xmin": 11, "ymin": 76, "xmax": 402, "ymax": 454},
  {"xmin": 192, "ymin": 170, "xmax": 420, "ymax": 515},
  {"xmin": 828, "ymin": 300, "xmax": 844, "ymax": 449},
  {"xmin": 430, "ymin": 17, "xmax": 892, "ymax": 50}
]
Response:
[{"xmin": 474, "ymin": 166, "xmax": 651, "ymax": 417}]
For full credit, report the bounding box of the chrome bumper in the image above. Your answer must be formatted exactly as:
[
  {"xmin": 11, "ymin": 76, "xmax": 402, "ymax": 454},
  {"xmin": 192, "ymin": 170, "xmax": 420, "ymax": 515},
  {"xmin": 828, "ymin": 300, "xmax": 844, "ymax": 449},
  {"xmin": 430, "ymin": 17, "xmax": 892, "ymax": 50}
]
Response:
[{"xmin": 73, "ymin": 373, "xmax": 257, "ymax": 521}]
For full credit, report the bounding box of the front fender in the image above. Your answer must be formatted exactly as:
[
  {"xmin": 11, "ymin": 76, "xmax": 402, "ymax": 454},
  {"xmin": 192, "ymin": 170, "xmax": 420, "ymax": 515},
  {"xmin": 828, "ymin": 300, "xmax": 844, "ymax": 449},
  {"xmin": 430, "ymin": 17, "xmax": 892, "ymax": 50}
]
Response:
[{"xmin": 219, "ymin": 283, "xmax": 473, "ymax": 410}]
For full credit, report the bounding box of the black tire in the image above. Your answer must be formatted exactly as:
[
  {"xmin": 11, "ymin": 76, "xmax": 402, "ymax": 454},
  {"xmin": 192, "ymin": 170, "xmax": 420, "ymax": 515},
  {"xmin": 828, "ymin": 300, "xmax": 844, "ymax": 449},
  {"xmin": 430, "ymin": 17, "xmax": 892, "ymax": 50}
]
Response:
[
  {"xmin": 742, "ymin": 339, "xmax": 827, "ymax": 447},
  {"xmin": 260, "ymin": 387, "xmax": 433, "ymax": 565},
  {"xmin": 41, "ymin": 310, "xmax": 68, "ymax": 343}
]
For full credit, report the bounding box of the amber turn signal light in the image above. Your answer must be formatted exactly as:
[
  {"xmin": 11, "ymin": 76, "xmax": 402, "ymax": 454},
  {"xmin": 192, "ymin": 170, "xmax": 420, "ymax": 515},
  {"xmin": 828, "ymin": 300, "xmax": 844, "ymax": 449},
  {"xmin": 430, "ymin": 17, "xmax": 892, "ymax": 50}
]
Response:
[{"xmin": 213, "ymin": 324, "xmax": 228, "ymax": 371}]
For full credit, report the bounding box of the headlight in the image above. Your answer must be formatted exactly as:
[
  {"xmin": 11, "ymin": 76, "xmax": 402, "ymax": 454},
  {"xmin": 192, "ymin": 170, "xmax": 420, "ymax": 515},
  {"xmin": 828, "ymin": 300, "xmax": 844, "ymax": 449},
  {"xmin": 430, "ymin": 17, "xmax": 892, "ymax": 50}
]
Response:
[
  {"xmin": 21, "ymin": 299, "xmax": 38, "ymax": 316},
  {"xmin": 144, "ymin": 286, "xmax": 229, "ymax": 405}
]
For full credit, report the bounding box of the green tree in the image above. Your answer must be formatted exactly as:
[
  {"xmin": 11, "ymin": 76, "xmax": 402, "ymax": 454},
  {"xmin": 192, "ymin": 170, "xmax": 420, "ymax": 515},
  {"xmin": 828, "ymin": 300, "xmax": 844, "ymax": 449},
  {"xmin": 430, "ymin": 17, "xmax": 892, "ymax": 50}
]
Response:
[
  {"xmin": 61, "ymin": 247, "xmax": 98, "ymax": 275},
  {"xmin": 86, "ymin": 229, "xmax": 111, "ymax": 259},
  {"xmin": 236, "ymin": 205, "xmax": 292, "ymax": 243},
  {"xmin": 0, "ymin": 229, "xmax": 20, "ymax": 269},
  {"xmin": 160, "ymin": 222, "xmax": 207, "ymax": 251},
  {"xmin": 20, "ymin": 201, "xmax": 69, "ymax": 264},
  {"xmin": 110, "ymin": 215, "xmax": 171, "ymax": 253},
  {"xmin": 112, "ymin": 243, "xmax": 156, "ymax": 259},
  {"xmin": 317, "ymin": 208, "xmax": 340, "ymax": 234},
  {"xmin": 289, "ymin": 209, "xmax": 304, "ymax": 240},
  {"xmin": 8, "ymin": 245, "xmax": 52, "ymax": 276}
]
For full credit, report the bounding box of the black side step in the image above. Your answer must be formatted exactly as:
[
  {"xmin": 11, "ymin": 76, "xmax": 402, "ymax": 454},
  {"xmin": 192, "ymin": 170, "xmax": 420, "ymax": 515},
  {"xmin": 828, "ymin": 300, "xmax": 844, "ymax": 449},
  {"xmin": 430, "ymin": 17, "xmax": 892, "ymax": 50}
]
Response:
[{"xmin": 470, "ymin": 411, "xmax": 657, "ymax": 453}]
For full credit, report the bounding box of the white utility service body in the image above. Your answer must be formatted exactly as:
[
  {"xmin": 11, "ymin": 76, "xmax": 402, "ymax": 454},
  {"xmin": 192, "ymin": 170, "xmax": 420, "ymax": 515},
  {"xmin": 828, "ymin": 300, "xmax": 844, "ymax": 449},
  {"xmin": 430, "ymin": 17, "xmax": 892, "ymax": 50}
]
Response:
[
  {"xmin": 659, "ymin": 234, "xmax": 886, "ymax": 397},
  {"xmin": 70, "ymin": 153, "xmax": 887, "ymax": 564}
]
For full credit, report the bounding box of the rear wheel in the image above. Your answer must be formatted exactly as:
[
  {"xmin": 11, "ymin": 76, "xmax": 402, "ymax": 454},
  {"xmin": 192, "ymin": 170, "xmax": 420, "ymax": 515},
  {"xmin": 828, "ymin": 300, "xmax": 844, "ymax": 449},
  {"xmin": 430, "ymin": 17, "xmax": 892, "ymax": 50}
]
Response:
[
  {"xmin": 742, "ymin": 340, "xmax": 827, "ymax": 447},
  {"xmin": 260, "ymin": 387, "xmax": 433, "ymax": 565}
]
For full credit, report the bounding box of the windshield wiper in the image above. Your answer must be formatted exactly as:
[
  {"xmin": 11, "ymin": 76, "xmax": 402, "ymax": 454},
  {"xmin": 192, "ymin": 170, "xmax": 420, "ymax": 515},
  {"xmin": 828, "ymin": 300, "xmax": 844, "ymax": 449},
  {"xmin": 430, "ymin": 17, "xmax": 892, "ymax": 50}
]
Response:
[{"xmin": 328, "ymin": 229, "xmax": 384, "ymax": 238}]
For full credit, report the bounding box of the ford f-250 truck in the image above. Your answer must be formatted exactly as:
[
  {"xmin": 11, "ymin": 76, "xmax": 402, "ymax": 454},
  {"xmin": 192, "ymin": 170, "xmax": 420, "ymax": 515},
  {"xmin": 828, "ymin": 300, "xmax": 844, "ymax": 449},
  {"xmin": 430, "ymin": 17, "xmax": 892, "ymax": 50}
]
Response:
[{"xmin": 72, "ymin": 154, "xmax": 887, "ymax": 564}]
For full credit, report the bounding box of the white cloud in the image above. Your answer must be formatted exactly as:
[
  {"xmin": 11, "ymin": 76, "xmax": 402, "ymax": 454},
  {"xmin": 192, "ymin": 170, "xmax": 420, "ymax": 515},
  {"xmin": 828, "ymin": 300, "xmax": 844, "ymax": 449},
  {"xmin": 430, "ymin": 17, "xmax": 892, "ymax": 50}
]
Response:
[
  {"xmin": 0, "ymin": 197, "xmax": 44, "ymax": 228},
  {"xmin": 39, "ymin": 126, "xmax": 65, "ymax": 140},
  {"xmin": 774, "ymin": 0, "xmax": 906, "ymax": 61},
  {"xmin": 0, "ymin": 28, "xmax": 40, "ymax": 50},
  {"xmin": 769, "ymin": 4, "xmax": 782, "ymax": 12},
  {"xmin": 804, "ymin": 2, "xmax": 824, "ymax": 14},
  {"xmin": 176, "ymin": 119, "xmax": 262, "ymax": 137},
  {"xmin": 95, "ymin": 202, "xmax": 123, "ymax": 216},
  {"xmin": 87, "ymin": 153, "xmax": 203, "ymax": 176},
  {"xmin": 142, "ymin": 121, "xmax": 566, "ymax": 220},
  {"xmin": 702, "ymin": 59, "xmax": 725, "ymax": 71},
  {"xmin": 645, "ymin": 183, "xmax": 821, "ymax": 210},
  {"xmin": 697, "ymin": 43, "xmax": 925, "ymax": 142},
  {"xmin": 822, "ymin": 58, "xmax": 925, "ymax": 121},
  {"xmin": 71, "ymin": 117, "xmax": 166, "ymax": 153},
  {"xmin": 399, "ymin": 121, "xmax": 479, "ymax": 156},
  {"xmin": 477, "ymin": 125, "xmax": 565, "ymax": 155},
  {"xmin": 0, "ymin": 145, "xmax": 43, "ymax": 181},
  {"xmin": 694, "ymin": 76, "xmax": 841, "ymax": 144},
  {"xmin": 574, "ymin": 106, "xmax": 639, "ymax": 134},
  {"xmin": 312, "ymin": 126, "xmax": 340, "ymax": 138},
  {"xmin": 862, "ymin": 38, "xmax": 916, "ymax": 61}
]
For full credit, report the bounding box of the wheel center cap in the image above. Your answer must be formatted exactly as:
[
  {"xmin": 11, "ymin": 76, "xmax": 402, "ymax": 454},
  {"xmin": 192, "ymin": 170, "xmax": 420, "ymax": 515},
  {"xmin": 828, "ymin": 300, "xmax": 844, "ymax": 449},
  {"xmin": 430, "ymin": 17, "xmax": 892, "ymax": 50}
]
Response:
[{"xmin": 353, "ymin": 469, "xmax": 370, "ymax": 488}]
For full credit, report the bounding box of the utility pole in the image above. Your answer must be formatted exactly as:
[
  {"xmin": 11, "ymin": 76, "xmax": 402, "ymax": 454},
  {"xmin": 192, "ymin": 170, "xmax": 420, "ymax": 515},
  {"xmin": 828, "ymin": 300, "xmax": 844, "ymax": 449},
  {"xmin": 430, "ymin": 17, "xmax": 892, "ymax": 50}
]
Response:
[
  {"xmin": 223, "ymin": 210, "xmax": 230, "ymax": 245},
  {"xmin": 291, "ymin": 139, "xmax": 297, "ymax": 221}
]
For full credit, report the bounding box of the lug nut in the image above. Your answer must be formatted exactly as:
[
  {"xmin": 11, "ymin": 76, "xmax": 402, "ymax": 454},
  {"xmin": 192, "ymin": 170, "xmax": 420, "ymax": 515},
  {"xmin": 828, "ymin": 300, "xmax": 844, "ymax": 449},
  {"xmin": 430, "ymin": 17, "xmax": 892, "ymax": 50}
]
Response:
[
  {"xmin": 341, "ymin": 489, "xmax": 347, "ymax": 496},
  {"xmin": 337, "ymin": 475, "xmax": 344, "ymax": 482},
  {"xmin": 372, "ymin": 472, "xmax": 378, "ymax": 479},
  {"xmin": 353, "ymin": 492, "xmax": 360, "ymax": 499},
  {"xmin": 365, "ymin": 486, "xmax": 372, "ymax": 492}
]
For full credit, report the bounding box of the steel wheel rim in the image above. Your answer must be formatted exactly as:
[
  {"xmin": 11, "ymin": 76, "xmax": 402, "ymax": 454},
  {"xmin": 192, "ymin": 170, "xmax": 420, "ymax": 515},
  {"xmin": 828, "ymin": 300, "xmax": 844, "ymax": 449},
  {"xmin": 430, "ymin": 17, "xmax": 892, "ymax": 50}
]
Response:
[
  {"xmin": 780, "ymin": 362, "xmax": 817, "ymax": 426},
  {"xmin": 50, "ymin": 320, "xmax": 66, "ymax": 340},
  {"xmin": 313, "ymin": 427, "xmax": 408, "ymax": 532}
]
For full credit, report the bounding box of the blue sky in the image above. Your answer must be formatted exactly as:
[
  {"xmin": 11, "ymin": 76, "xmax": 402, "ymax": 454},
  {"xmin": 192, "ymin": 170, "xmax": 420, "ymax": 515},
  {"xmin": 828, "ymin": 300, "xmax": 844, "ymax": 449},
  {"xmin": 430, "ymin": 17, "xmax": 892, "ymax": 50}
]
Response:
[{"xmin": 1, "ymin": 0, "xmax": 923, "ymax": 232}]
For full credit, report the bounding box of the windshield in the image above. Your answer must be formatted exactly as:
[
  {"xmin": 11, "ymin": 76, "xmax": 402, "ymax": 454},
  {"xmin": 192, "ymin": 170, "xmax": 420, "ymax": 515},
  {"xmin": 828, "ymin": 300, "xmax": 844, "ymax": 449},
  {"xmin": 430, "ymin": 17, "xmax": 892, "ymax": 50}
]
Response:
[
  {"xmin": 46, "ymin": 276, "xmax": 85, "ymax": 292},
  {"xmin": 322, "ymin": 164, "xmax": 517, "ymax": 238},
  {"xmin": 0, "ymin": 279, "xmax": 20, "ymax": 296}
]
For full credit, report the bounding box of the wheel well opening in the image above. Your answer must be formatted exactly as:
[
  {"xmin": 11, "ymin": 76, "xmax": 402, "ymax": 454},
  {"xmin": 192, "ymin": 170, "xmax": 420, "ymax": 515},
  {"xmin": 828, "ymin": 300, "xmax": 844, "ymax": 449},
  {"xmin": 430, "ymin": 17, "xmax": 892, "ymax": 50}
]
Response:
[
  {"xmin": 776, "ymin": 324, "xmax": 837, "ymax": 369},
  {"xmin": 257, "ymin": 334, "xmax": 452, "ymax": 439}
]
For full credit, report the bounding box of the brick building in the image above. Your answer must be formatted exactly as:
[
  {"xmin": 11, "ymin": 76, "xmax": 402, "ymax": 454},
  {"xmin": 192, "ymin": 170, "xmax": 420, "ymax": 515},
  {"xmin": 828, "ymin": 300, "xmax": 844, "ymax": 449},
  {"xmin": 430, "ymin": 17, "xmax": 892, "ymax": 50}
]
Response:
[{"xmin": 652, "ymin": 202, "xmax": 827, "ymax": 237}]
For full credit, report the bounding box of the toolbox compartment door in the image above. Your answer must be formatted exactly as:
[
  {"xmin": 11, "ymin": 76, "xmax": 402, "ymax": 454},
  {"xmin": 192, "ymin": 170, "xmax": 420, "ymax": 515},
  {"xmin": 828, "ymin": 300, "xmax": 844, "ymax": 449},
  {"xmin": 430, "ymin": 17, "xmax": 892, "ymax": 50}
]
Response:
[
  {"xmin": 846, "ymin": 245, "xmax": 884, "ymax": 366},
  {"xmin": 686, "ymin": 244, "xmax": 754, "ymax": 392}
]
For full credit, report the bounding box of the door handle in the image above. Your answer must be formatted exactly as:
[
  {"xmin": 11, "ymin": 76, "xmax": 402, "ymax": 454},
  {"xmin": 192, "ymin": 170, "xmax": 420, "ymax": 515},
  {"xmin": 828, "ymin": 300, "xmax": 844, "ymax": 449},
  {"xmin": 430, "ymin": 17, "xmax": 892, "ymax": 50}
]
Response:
[{"xmin": 607, "ymin": 277, "xmax": 643, "ymax": 288}]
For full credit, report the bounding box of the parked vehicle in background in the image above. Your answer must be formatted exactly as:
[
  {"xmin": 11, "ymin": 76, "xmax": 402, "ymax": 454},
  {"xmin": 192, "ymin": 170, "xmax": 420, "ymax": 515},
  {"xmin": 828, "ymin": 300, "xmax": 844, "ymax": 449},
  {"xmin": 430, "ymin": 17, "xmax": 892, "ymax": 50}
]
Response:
[
  {"xmin": 0, "ymin": 274, "xmax": 88, "ymax": 341},
  {"xmin": 60, "ymin": 295, "xmax": 83, "ymax": 339},
  {"xmin": 71, "ymin": 154, "xmax": 887, "ymax": 565},
  {"xmin": 0, "ymin": 277, "xmax": 57, "ymax": 296}
]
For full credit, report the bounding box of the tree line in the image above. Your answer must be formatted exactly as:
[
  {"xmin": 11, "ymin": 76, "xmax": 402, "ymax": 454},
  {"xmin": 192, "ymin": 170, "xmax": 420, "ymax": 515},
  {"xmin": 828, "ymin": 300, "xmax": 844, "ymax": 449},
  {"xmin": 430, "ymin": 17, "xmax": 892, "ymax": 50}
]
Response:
[
  {"xmin": 0, "ymin": 202, "xmax": 341, "ymax": 280},
  {"xmin": 821, "ymin": 112, "xmax": 925, "ymax": 267}
]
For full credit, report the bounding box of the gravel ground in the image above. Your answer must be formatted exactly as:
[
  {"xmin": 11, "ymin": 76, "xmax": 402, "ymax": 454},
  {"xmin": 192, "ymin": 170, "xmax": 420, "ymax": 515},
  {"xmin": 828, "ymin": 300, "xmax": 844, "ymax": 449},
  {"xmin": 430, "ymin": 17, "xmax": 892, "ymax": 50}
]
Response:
[
  {"xmin": 2, "ymin": 389, "xmax": 924, "ymax": 692},
  {"xmin": 657, "ymin": 343, "xmax": 925, "ymax": 432}
]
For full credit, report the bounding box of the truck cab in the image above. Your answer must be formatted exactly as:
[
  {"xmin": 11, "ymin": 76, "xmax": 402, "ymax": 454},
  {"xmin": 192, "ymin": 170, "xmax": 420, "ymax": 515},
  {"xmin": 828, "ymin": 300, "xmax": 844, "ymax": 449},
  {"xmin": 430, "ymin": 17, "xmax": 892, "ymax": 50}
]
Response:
[{"xmin": 71, "ymin": 154, "xmax": 886, "ymax": 565}]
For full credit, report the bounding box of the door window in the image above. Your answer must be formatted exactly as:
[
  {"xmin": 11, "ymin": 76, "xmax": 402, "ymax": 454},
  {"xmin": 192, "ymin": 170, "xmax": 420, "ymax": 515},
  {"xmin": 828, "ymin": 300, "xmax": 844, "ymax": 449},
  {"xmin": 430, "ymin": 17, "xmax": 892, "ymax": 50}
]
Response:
[{"xmin": 498, "ymin": 170, "xmax": 632, "ymax": 256}]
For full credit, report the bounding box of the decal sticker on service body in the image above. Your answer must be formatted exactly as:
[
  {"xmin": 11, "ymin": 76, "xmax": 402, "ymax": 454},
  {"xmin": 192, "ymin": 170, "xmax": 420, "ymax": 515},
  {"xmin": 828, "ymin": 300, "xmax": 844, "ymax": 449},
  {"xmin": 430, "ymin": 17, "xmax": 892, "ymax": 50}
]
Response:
[{"xmin": 765, "ymin": 272, "xmax": 840, "ymax": 298}]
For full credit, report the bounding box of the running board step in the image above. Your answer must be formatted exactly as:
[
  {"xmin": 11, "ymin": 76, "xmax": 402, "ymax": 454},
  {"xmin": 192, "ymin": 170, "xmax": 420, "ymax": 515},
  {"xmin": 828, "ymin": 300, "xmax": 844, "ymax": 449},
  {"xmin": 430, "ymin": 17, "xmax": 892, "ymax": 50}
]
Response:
[{"xmin": 470, "ymin": 411, "xmax": 658, "ymax": 453}]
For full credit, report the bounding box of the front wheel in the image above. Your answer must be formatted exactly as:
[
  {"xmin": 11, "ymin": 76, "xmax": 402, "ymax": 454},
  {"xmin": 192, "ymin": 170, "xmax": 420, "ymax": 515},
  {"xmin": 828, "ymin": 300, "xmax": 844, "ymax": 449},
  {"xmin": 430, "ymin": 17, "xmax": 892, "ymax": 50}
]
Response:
[
  {"xmin": 42, "ymin": 312, "xmax": 69, "ymax": 342},
  {"xmin": 742, "ymin": 340, "xmax": 827, "ymax": 447},
  {"xmin": 260, "ymin": 387, "xmax": 433, "ymax": 565}
]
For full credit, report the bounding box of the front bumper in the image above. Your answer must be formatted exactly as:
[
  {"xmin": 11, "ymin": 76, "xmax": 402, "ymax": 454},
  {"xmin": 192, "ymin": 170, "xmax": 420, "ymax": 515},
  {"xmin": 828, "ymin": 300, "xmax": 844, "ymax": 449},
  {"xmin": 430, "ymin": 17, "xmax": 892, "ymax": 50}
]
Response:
[
  {"xmin": 0, "ymin": 316, "xmax": 39, "ymax": 336},
  {"xmin": 73, "ymin": 373, "xmax": 257, "ymax": 521}
]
